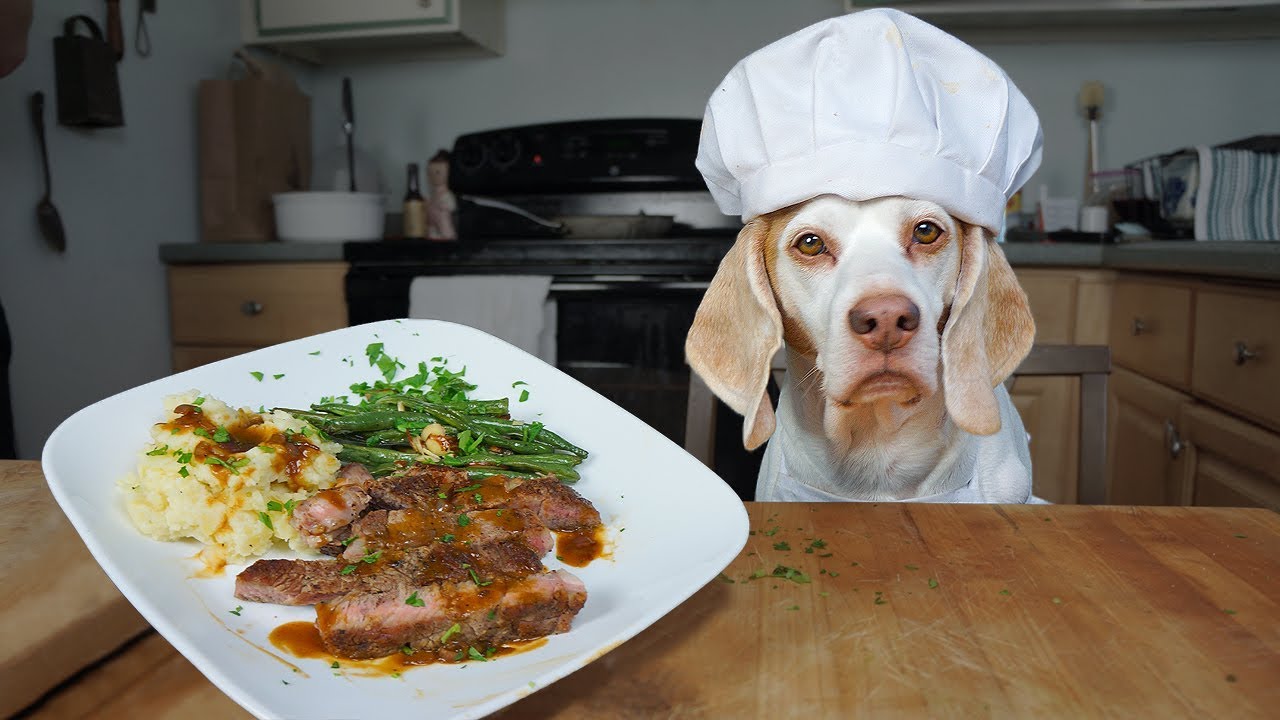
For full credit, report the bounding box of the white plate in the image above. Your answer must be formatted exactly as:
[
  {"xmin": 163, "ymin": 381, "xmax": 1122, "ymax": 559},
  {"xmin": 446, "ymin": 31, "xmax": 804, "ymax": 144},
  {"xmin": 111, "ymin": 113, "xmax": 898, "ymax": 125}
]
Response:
[{"xmin": 42, "ymin": 320, "xmax": 748, "ymax": 719}]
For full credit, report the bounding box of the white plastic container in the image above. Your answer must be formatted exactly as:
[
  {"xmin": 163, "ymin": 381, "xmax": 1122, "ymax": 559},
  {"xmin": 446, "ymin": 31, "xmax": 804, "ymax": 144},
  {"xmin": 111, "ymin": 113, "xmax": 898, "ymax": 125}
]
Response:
[{"xmin": 272, "ymin": 191, "xmax": 384, "ymax": 242}]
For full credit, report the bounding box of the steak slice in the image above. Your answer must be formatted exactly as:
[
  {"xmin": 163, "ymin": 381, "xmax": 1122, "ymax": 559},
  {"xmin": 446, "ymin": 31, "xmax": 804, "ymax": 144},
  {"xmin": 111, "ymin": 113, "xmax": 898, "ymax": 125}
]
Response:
[
  {"xmin": 504, "ymin": 476, "xmax": 602, "ymax": 532},
  {"xmin": 342, "ymin": 506, "xmax": 553, "ymax": 562},
  {"xmin": 235, "ymin": 539, "xmax": 544, "ymax": 606},
  {"xmin": 367, "ymin": 465, "xmax": 469, "ymax": 509},
  {"xmin": 316, "ymin": 569, "xmax": 587, "ymax": 660}
]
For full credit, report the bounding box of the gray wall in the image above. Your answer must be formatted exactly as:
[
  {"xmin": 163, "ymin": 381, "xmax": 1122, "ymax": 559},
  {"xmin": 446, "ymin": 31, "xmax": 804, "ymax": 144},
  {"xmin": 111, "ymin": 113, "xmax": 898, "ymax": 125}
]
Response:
[
  {"xmin": 311, "ymin": 0, "xmax": 1280, "ymax": 207},
  {"xmin": 2, "ymin": 0, "xmax": 1277, "ymax": 458},
  {"xmin": 0, "ymin": 1, "xmax": 241, "ymax": 458}
]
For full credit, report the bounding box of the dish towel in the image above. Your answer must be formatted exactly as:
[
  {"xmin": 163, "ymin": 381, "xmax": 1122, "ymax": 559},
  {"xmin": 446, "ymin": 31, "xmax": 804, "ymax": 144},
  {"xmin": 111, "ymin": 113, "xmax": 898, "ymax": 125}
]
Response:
[
  {"xmin": 408, "ymin": 275, "xmax": 557, "ymax": 364},
  {"xmin": 1194, "ymin": 145, "xmax": 1280, "ymax": 241}
]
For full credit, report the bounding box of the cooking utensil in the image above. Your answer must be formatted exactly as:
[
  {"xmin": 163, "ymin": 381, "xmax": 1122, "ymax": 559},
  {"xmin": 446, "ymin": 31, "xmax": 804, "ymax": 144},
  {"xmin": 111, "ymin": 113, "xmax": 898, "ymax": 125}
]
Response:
[
  {"xmin": 342, "ymin": 77, "xmax": 355, "ymax": 192},
  {"xmin": 104, "ymin": 0, "xmax": 123, "ymax": 60},
  {"xmin": 29, "ymin": 92, "xmax": 67, "ymax": 253}
]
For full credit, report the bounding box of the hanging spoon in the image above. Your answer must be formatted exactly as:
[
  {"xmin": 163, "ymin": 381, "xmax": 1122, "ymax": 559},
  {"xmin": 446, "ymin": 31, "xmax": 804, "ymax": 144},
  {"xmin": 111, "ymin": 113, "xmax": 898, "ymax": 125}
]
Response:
[{"xmin": 30, "ymin": 92, "xmax": 67, "ymax": 253}]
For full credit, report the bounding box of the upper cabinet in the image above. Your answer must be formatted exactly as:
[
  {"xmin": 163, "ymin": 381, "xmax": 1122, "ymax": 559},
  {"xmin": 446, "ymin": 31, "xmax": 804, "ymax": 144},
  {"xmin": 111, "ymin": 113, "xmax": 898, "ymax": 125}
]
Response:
[
  {"xmin": 845, "ymin": 1, "xmax": 1280, "ymax": 40},
  {"xmin": 241, "ymin": 0, "xmax": 504, "ymax": 63}
]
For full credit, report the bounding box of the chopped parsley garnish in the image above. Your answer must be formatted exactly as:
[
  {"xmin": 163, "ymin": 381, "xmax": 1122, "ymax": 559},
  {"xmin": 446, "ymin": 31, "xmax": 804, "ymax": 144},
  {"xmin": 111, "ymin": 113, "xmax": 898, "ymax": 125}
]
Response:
[
  {"xmin": 1223, "ymin": 608, "xmax": 1237, "ymax": 615},
  {"xmin": 803, "ymin": 539, "xmax": 827, "ymax": 554},
  {"xmin": 405, "ymin": 591, "xmax": 425, "ymax": 607},
  {"xmin": 440, "ymin": 622, "xmax": 461, "ymax": 642},
  {"xmin": 762, "ymin": 526, "xmax": 780, "ymax": 537},
  {"xmin": 437, "ymin": 491, "xmax": 448, "ymax": 499},
  {"xmin": 467, "ymin": 646, "xmax": 488, "ymax": 662},
  {"xmin": 340, "ymin": 536, "xmax": 358, "ymax": 546},
  {"xmin": 229, "ymin": 606, "xmax": 243, "ymax": 616},
  {"xmin": 192, "ymin": 427, "xmax": 212, "ymax": 439},
  {"xmin": 273, "ymin": 373, "xmax": 285, "ymax": 380},
  {"xmin": 212, "ymin": 426, "xmax": 230, "ymax": 443},
  {"xmin": 468, "ymin": 568, "xmax": 493, "ymax": 587},
  {"xmin": 340, "ymin": 564, "xmax": 357, "ymax": 575},
  {"xmin": 401, "ymin": 644, "xmax": 416, "ymax": 655},
  {"xmin": 785, "ymin": 605, "xmax": 800, "ymax": 611},
  {"xmin": 457, "ymin": 513, "xmax": 471, "ymax": 527},
  {"xmin": 308, "ymin": 351, "xmax": 322, "ymax": 356},
  {"xmin": 257, "ymin": 444, "xmax": 276, "ymax": 453},
  {"xmin": 473, "ymin": 493, "xmax": 483, "ymax": 503},
  {"xmin": 487, "ymin": 608, "xmax": 497, "ymax": 620},
  {"xmin": 440, "ymin": 533, "xmax": 455, "ymax": 543},
  {"xmin": 518, "ymin": 389, "xmax": 529, "ymax": 402},
  {"xmin": 193, "ymin": 396, "xmax": 206, "ymax": 406},
  {"xmin": 284, "ymin": 499, "xmax": 297, "ymax": 514},
  {"xmin": 773, "ymin": 541, "xmax": 791, "ymax": 551},
  {"xmin": 717, "ymin": 573, "xmax": 736, "ymax": 584},
  {"xmin": 874, "ymin": 593, "xmax": 888, "ymax": 606},
  {"xmin": 999, "ymin": 589, "xmax": 1012, "ymax": 596},
  {"xmin": 258, "ymin": 512, "xmax": 273, "ymax": 530},
  {"xmin": 330, "ymin": 661, "xmax": 340, "ymax": 669},
  {"xmin": 928, "ymin": 578, "xmax": 939, "ymax": 589},
  {"xmin": 512, "ymin": 380, "xmax": 528, "ymax": 388},
  {"xmin": 266, "ymin": 500, "xmax": 284, "ymax": 512},
  {"xmin": 205, "ymin": 456, "xmax": 241, "ymax": 474},
  {"xmin": 1234, "ymin": 534, "xmax": 1248, "ymax": 539},
  {"xmin": 250, "ymin": 371, "xmax": 264, "ymax": 381},
  {"xmin": 172, "ymin": 449, "xmax": 193, "ymax": 464},
  {"xmin": 178, "ymin": 466, "xmax": 189, "ymax": 478},
  {"xmin": 362, "ymin": 550, "xmax": 382, "ymax": 564},
  {"xmin": 146, "ymin": 445, "xmax": 169, "ymax": 456},
  {"xmin": 770, "ymin": 565, "xmax": 811, "ymax": 584},
  {"xmin": 904, "ymin": 564, "xmax": 919, "ymax": 571}
]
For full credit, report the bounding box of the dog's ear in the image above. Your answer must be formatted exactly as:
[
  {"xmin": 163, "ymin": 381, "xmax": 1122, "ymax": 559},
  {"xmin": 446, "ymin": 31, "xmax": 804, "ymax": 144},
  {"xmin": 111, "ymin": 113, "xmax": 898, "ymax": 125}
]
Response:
[
  {"xmin": 686, "ymin": 218, "xmax": 783, "ymax": 450},
  {"xmin": 940, "ymin": 223, "xmax": 1035, "ymax": 436}
]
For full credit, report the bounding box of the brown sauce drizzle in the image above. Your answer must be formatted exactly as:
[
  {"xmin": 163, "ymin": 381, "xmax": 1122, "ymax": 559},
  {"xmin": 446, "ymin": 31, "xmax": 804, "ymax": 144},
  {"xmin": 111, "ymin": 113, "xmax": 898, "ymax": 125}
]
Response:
[
  {"xmin": 270, "ymin": 621, "xmax": 548, "ymax": 674},
  {"xmin": 554, "ymin": 525, "xmax": 607, "ymax": 567},
  {"xmin": 157, "ymin": 403, "xmax": 324, "ymax": 491}
]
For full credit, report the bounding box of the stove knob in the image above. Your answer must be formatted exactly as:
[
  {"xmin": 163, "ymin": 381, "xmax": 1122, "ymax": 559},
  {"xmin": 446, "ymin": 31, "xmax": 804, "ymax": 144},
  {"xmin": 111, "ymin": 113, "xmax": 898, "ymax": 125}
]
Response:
[
  {"xmin": 490, "ymin": 133, "xmax": 522, "ymax": 169},
  {"xmin": 453, "ymin": 137, "xmax": 487, "ymax": 173}
]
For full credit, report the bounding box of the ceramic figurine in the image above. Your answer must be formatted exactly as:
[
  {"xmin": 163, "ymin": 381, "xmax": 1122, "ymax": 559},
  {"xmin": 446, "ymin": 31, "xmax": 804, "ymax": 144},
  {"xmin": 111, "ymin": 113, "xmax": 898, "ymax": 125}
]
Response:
[{"xmin": 426, "ymin": 149, "xmax": 457, "ymax": 241}]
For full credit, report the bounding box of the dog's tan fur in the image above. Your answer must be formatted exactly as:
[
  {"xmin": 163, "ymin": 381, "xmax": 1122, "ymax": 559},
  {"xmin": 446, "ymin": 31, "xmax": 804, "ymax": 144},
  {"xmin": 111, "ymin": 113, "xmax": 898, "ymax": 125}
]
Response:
[{"xmin": 686, "ymin": 195, "xmax": 1035, "ymax": 499}]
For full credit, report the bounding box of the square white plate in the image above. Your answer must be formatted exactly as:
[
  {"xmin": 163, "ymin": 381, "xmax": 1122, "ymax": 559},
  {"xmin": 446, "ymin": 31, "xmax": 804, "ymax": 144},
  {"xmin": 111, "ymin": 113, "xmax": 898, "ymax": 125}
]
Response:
[{"xmin": 42, "ymin": 319, "xmax": 748, "ymax": 719}]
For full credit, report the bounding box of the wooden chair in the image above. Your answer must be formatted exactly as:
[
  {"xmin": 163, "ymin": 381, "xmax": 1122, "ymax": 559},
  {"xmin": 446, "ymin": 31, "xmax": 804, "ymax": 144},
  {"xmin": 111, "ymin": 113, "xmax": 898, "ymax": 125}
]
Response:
[{"xmin": 683, "ymin": 344, "xmax": 1112, "ymax": 503}]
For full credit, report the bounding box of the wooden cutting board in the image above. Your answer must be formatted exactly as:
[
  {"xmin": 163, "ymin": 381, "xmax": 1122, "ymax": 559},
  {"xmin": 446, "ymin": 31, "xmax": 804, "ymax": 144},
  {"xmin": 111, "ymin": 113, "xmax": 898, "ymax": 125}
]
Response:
[
  {"xmin": 16, "ymin": 487, "xmax": 1280, "ymax": 719},
  {"xmin": 0, "ymin": 461, "xmax": 148, "ymax": 717}
]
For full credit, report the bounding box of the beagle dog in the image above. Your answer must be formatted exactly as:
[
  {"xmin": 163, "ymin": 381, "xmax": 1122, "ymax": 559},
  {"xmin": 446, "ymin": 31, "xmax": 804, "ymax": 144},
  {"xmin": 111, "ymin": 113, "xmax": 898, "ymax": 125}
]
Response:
[{"xmin": 686, "ymin": 195, "xmax": 1038, "ymax": 503}]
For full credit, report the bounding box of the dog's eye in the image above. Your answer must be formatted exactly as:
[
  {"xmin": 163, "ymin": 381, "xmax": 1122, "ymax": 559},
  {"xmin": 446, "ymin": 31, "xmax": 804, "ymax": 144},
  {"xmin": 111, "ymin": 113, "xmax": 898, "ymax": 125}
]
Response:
[
  {"xmin": 912, "ymin": 221, "xmax": 943, "ymax": 245},
  {"xmin": 795, "ymin": 233, "xmax": 826, "ymax": 256}
]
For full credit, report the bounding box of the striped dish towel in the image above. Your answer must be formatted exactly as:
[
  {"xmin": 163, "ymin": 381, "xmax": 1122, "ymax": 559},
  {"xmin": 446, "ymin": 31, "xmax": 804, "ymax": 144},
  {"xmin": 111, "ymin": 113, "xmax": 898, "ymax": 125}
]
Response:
[{"xmin": 1194, "ymin": 146, "xmax": 1280, "ymax": 241}]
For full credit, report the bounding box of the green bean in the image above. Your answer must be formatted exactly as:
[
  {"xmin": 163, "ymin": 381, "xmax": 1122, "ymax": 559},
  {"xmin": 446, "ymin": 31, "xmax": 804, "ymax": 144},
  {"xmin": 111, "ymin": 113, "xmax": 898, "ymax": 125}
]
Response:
[
  {"xmin": 462, "ymin": 467, "xmax": 540, "ymax": 482},
  {"xmin": 363, "ymin": 428, "xmax": 410, "ymax": 447},
  {"xmin": 311, "ymin": 402, "xmax": 365, "ymax": 417},
  {"xmin": 464, "ymin": 416, "xmax": 588, "ymax": 458}
]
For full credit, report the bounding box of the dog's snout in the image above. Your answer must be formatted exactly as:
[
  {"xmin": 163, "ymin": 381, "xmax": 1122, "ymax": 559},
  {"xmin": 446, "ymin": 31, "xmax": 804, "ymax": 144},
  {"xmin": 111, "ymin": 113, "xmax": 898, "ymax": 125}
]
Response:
[{"xmin": 848, "ymin": 295, "xmax": 921, "ymax": 352}]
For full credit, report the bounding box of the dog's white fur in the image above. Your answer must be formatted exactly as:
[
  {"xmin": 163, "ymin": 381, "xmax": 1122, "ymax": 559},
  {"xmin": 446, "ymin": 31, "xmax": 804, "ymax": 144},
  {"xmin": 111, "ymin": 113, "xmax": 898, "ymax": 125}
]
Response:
[{"xmin": 687, "ymin": 195, "xmax": 1037, "ymax": 502}]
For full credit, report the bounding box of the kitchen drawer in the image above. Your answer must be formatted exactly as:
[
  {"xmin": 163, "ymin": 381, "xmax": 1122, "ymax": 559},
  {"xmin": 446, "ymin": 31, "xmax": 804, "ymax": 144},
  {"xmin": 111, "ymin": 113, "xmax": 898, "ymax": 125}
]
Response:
[
  {"xmin": 1191, "ymin": 290, "xmax": 1280, "ymax": 432},
  {"xmin": 1109, "ymin": 279, "xmax": 1192, "ymax": 389},
  {"xmin": 168, "ymin": 263, "xmax": 348, "ymax": 346},
  {"xmin": 1181, "ymin": 403, "xmax": 1280, "ymax": 512}
]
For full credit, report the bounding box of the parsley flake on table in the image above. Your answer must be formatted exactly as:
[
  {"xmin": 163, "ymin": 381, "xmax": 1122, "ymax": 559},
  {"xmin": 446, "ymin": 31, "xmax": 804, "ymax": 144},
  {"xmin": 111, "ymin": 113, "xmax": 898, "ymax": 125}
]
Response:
[
  {"xmin": 804, "ymin": 539, "xmax": 827, "ymax": 554},
  {"xmin": 250, "ymin": 371, "xmax": 264, "ymax": 381},
  {"xmin": 999, "ymin": 589, "xmax": 1012, "ymax": 596},
  {"xmin": 773, "ymin": 541, "xmax": 791, "ymax": 551},
  {"xmin": 874, "ymin": 593, "xmax": 887, "ymax": 606},
  {"xmin": 785, "ymin": 605, "xmax": 800, "ymax": 611},
  {"xmin": 718, "ymin": 573, "xmax": 736, "ymax": 584},
  {"xmin": 1234, "ymin": 534, "xmax": 1248, "ymax": 539},
  {"xmin": 1223, "ymin": 608, "xmax": 1238, "ymax": 615},
  {"xmin": 904, "ymin": 564, "xmax": 919, "ymax": 571},
  {"xmin": 928, "ymin": 578, "xmax": 939, "ymax": 589},
  {"xmin": 405, "ymin": 591, "xmax": 425, "ymax": 607},
  {"xmin": 763, "ymin": 526, "xmax": 780, "ymax": 536}
]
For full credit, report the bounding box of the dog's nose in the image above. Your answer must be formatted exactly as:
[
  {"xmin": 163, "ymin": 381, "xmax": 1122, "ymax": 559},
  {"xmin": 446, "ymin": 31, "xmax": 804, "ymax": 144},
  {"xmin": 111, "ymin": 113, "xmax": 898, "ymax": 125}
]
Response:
[{"xmin": 849, "ymin": 294, "xmax": 921, "ymax": 352}]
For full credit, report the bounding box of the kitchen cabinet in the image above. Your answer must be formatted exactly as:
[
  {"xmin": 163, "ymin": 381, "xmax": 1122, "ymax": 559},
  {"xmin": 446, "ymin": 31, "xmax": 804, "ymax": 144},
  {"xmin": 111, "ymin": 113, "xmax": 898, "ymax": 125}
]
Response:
[
  {"xmin": 1106, "ymin": 274, "xmax": 1280, "ymax": 511},
  {"xmin": 1106, "ymin": 367, "xmax": 1190, "ymax": 506},
  {"xmin": 167, "ymin": 263, "xmax": 348, "ymax": 372},
  {"xmin": 1010, "ymin": 268, "xmax": 1113, "ymax": 504},
  {"xmin": 240, "ymin": 0, "xmax": 504, "ymax": 63}
]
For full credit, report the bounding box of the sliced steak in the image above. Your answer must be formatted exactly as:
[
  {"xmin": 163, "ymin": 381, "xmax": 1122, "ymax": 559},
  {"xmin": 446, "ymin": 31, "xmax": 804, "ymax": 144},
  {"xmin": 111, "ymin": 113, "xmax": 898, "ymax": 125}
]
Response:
[
  {"xmin": 367, "ymin": 465, "xmax": 468, "ymax": 509},
  {"xmin": 316, "ymin": 569, "xmax": 587, "ymax": 660},
  {"xmin": 236, "ymin": 539, "xmax": 544, "ymax": 606},
  {"xmin": 291, "ymin": 484, "xmax": 371, "ymax": 550},
  {"xmin": 505, "ymin": 476, "xmax": 602, "ymax": 532},
  {"xmin": 343, "ymin": 506, "xmax": 553, "ymax": 561}
]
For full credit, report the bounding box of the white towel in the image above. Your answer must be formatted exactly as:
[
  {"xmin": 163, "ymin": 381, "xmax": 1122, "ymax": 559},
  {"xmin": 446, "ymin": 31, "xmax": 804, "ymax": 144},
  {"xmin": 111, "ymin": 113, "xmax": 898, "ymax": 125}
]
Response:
[{"xmin": 408, "ymin": 275, "xmax": 557, "ymax": 364}]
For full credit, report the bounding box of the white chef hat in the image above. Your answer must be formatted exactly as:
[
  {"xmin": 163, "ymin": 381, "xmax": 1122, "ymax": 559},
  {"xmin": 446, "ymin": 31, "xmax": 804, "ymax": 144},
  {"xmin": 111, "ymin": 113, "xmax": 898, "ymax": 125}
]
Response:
[{"xmin": 696, "ymin": 8, "xmax": 1042, "ymax": 233}]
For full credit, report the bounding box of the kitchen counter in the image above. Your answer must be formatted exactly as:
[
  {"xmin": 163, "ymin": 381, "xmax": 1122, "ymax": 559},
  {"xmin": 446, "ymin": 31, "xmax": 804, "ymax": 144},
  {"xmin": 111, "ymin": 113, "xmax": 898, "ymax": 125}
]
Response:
[
  {"xmin": 11, "ymin": 458, "xmax": 1279, "ymax": 718},
  {"xmin": 160, "ymin": 240, "xmax": 1280, "ymax": 282}
]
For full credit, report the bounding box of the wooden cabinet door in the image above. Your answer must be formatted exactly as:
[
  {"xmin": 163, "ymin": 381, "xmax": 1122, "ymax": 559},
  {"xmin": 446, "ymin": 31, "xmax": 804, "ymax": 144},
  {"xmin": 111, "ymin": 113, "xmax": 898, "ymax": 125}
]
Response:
[
  {"xmin": 1106, "ymin": 367, "xmax": 1191, "ymax": 505},
  {"xmin": 1009, "ymin": 376, "xmax": 1077, "ymax": 504},
  {"xmin": 1181, "ymin": 404, "xmax": 1280, "ymax": 512}
]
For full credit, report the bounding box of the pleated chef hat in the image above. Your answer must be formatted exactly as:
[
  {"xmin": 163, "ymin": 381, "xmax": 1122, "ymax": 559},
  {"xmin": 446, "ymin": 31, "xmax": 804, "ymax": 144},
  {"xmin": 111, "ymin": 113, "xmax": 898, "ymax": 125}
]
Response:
[{"xmin": 696, "ymin": 8, "xmax": 1043, "ymax": 233}]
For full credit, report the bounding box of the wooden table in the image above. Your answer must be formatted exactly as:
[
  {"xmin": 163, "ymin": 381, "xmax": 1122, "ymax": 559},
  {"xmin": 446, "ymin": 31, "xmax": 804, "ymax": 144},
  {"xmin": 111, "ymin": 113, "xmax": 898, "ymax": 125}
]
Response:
[{"xmin": 9, "ymin": 459, "xmax": 1279, "ymax": 719}]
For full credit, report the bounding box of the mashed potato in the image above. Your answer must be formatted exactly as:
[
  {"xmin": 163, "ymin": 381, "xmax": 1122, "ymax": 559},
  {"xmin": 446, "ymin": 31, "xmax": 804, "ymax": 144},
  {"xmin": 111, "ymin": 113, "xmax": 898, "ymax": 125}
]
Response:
[{"xmin": 119, "ymin": 391, "xmax": 342, "ymax": 572}]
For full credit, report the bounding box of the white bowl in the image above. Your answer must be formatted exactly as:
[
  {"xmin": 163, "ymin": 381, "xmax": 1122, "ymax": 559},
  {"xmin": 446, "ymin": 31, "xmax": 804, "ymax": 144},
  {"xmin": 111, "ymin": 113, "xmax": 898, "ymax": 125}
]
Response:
[{"xmin": 272, "ymin": 191, "xmax": 385, "ymax": 242}]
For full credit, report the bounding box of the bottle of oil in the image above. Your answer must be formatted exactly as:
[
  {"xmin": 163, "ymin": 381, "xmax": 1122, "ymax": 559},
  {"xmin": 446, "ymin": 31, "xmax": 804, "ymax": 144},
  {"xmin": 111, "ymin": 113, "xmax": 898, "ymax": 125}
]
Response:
[{"xmin": 402, "ymin": 163, "xmax": 426, "ymax": 240}]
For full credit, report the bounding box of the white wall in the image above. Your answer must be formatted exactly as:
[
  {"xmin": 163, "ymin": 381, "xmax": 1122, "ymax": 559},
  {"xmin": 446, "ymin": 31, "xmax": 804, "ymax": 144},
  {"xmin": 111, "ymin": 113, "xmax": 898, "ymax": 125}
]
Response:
[
  {"xmin": 310, "ymin": 0, "xmax": 1280, "ymax": 208},
  {"xmin": 0, "ymin": 1, "xmax": 241, "ymax": 457}
]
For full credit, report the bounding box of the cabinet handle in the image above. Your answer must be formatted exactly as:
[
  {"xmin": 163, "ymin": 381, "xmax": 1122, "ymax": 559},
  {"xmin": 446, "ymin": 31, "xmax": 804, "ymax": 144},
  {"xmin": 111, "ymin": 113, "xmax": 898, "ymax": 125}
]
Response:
[
  {"xmin": 241, "ymin": 300, "xmax": 264, "ymax": 317},
  {"xmin": 1234, "ymin": 341, "xmax": 1258, "ymax": 366},
  {"xmin": 1164, "ymin": 420, "xmax": 1183, "ymax": 459},
  {"xmin": 1131, "ymin": 317, "xmax": 1147, "ymax": 336}
]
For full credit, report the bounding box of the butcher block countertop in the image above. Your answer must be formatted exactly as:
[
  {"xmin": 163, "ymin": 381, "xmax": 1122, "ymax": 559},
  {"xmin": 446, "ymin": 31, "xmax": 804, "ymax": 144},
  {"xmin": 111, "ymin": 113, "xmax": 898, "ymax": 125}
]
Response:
[{"xmin": 8, "ymin": 458, "xmax": 1280, "ymax": 719}]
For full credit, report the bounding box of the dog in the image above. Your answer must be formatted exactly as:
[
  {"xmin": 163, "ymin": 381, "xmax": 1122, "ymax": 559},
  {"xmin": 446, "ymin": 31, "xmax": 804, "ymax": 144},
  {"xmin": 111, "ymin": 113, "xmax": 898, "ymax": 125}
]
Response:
[{"xmin": 686, "ymin": 194, "xmax": 1038, "ymax": 503}]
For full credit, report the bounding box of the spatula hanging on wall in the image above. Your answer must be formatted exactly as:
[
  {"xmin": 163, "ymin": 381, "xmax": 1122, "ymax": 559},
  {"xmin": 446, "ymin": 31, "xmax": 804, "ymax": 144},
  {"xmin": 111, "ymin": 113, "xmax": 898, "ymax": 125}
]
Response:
[{"xmin": 30, "ymin": 92, "xmax": 67, "ymax": 254}]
